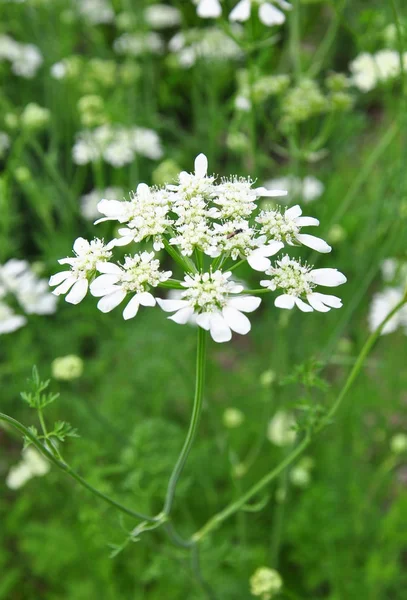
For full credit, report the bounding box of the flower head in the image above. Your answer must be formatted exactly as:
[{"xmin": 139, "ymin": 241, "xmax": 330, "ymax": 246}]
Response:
[
  {"xmin": 230, "ymin": 0, "xmax": 292, "ymax": 27},
  {"xmin": 250, "ymin": 566, "xmax": 283, "ymax": 599}
]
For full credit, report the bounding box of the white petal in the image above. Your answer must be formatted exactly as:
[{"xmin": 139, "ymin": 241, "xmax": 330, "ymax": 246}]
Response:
[
  {"xmin": 295, "ymin": 233, "xmax": 331, "ymax": 253},
  {"xmin": 276, "ymin": 0, "xmax": 292, "ymax": 9},
  {"xmin": 310, "ymin": 292, "xmax": 342, "ymax": 308},
  {"xmin": 309, "ymin": 268, "xmax": 347, "ymax": 287},
  {"xmin": 49, "ymin": 271, "xmax": 71, "ymax": 286},
  {"xmin": 222, "ymin": 307, "xmax": 251, "ymax": 335},
  {"xmin": 197, "ymin": 0, "xmax": 222, "ymax": 18},
  {"xmin": 112, "ymin": 235, "xmax": 134, "ymax": 247},
  {"xmin": 255, "ymin": 187, "xmax": 288, "ymax": 197},
  {"xmin": 247, "ymin": 251, "xmax": 271, "ymax": 272},
  {"xmin": 194, "ymin": 153, "xmax": 208, "ymax": 178},
  {"xmin": 295, "ymin": 298, "xmax": 313, "ymax": 312},
  {"xmin": 65, "ymin": 279, "xmax": 89, "ymax": 305},
  {"xmin": 262, "ymin": 241, "xmax": 284, "ymax": 257},
  {"xmin": 294, "ymin": 216, "xmax": 319, "ymax": 227},
  {"xmin": 156, "ymin": 298, "xmax": 188, "ymax": 312},
  {"xmin": 137, "ymin": 291, "xmax": 156, "ymax": 307},
  {"xmin": 274, "ymin": 294, "xmax": 295, "ymax": 309},
  {"xmin": 97, "ymin": 289, "xmax": 127, "ymax": 313},
  {"xmin": 73, "ymin": 237, "xmax": 89, "ymax": 255},
  {"xmin": 228, "ymin": 296, "xmax": 261, "ymax": 313},
  {"xmin": 169, "ymin": 306, "xmax": 195, "ymax": 324},
  {"xmin": 90, "ymin": 275, "xmax": 119, "ymax": 297},
  {"xmin": 136, "ymin": 183, "xmax": 150, "ymax": 197},
  {"xmin": 123, "ymin": 296, "xmax": 140, "ymax": 320},
  {"xmin": 307, "ymin": 293, "xmax": 330, "ymax": 312},
  {"xmin": 229, "ymin": 0, "xmax": 251, "ymax": 22},
  {"xmin": 96, "ymin": 262, "xmax": 122, "ymax": 275},
  {"xmin": 259, "ymin": 2, "xmax": 285, "ymax": 26},
  {"xmin": 209, "ymin": 313, "xmax": 232, "ymax": 343},
  {"xmin": 96, "ymin": 199, "xmax": 123, "ymax": 218},
  {"xmin": 285, "ymin": 205, "xmax": 302, "ymax": 219},
  {"xmin": 196, "ymin": 312, "xmax": 212, "ymax": 330},
  {"xmin": 52, "ymin": 276, "xmax": 76, "ymax": 296},
  {"xmin": 260, "ymin": 280, "xmax": 272, "ymax": 289}
]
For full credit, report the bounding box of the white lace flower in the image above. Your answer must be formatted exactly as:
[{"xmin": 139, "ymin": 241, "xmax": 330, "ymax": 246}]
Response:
[
  {"xmin": 97, "ymin": 184, "xmax": 173, "ymax": 250},
  {"xmin": 6, "ymin": 447, "xmax": 50, "ymax": 490},
  {"xmin": 0, "ymin": 301, "xmax": 26, "ymax": 334},
  {"xmin": 263, "ymin": 175, "xmax": 324, "ymax": 204},
  {"xmin": 49, "ymin": 238, "xmax": 112, "ymax": 304},
  {"xmin": 209, "ymin": 176, "xmax": 287, "ymax": 220},
  {"xmin": 170, "ymin": 219, "xmax": 214, "ymax": 257},
  {"xmin": 256, "ymin": 204, "xmax": 331, "ymax": 254},
  {"xmin": 157, "ymin": 270, "xmax": 261, "ymax": 343},
  {"xmin": 113, "ymin": 32, "xmax": 164, "ymax": 56},
  {"xmin": 194, "ymin": 0, "xmax": 222, "ymax": 18},
  {"xmin": 0, "ymin": 259, "xmax": 56, "ymax": 315},
  {"xmin": 368, "ymin": 287, "xmax": 407, "ymax": 335},
  {"xmin": 90, "ymin": 252, "xmax": 171, "ymax": 319},
  {"xmin": 260, "ymin": 255, "xmax": 346, "ymax": 312},
  {"xmin": 167, "ymin": 153, "xmax": 215, "ymax": 199},
  {"xmin": 144, "ymin": 4, "xmax": 181, "ymax": 29},
  {"xmin": 229, "ymin": 0, "xmax": 291, "ymax": 27}
]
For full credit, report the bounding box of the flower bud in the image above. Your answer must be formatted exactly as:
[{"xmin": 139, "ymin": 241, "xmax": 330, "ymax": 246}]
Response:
[{"xmin": 52, "ymin": 355, "xmax": 83, "ymax": 381}]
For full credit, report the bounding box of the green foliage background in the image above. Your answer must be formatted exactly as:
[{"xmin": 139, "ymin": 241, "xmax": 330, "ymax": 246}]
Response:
[{"xmin": 0, "ymin": 0, "xmax": 406, "ymax": 598}]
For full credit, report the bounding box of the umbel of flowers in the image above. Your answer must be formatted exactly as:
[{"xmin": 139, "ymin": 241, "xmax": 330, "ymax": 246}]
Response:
[{"xmin": 50, "ymin": 154, "xmax": 346, "ymax": 343}]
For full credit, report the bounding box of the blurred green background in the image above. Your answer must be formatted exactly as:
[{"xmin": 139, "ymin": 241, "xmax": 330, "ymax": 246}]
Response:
[{"xmin": 0, "ymin": 0, "xmax": 406, "ymax": 598}]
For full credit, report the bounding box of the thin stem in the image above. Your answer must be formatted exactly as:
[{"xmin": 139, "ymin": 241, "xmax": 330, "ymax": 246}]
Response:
[
  {"xmin": 162, "ymin": 237, "xmax": 197, "ymax": 274},
  {"xmin": 307, "ymin": 0, "xmax": 347, "ymax": 78},
  {"xmin": 290, "ymin": 0, "xmax": 301, "ymax": 82},
  {"xmin": 241, "ymin": 288, "xmax": 271, "ymax": 295},
  {"xmin": 390, "ymin": 0, "xmax": 406, "ymax": 101},
  {"xmin": 191, "ymin": 294, "xmax": 407, "ymax": 543},
  {"xmin": 163, "ymin": 327, "xmax": 207, "ymax": 515},
  {"xmin": 0, "ymin": 412, "xmax": 155, "ymax": 522},
  {"xmin": 190, "ymin": 544, "xmax": 218, "ymax": 600},
  {"xmin": 158, "ymin": 279, "xmax": 184, "ymax": 290}
]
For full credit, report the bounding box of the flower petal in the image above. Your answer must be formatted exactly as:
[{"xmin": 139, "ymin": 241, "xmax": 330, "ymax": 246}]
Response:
[
  {"xmin": 309, "ymin": 268, "xmax": 347, "ymax": 287},
  {"xmin": 65, "ymin": 279, "xmax": 89, "ymax": 305},
  {"xmin": 259, "ymin": 2, "xmax": 285, "ymax": 26},
  {"xmin": 247, "ymin": 251, "xmax": 271, "ymax": 272},
  {"xmin": 295, "ymin": 298, "xmax": 313, "ymax": 312},
  {"xmin": 197, "ymin": 0, "xmax": 222, "ymax": 18},
  {"xmin": 123, "ymin": 296, "xmax": 140, "ymax": 320},
  {"xmin": 255, "ymin": 187, "xmax": 288, "ymax": 197},
  {"xmin": 311, "ymin": 292, "xmax": 342, "ymax": 308},
  {"xmin": 196, "ymin": 312, "xmax": 212, "ymax": 330},
  {"xmin": 274, "ymin": 294, "xmax": 295, "ymax": 309},
  {"xmin": 307, "ymin": 293, "xmax": 331, "ymax": 312},
  {"xmin": 49, "ymin": 271, "xmax": 71, "ymax": 286},
  {"xmin": 73, "ymin": 237, "xmax": 89, "ymax": 255},
  {"xmin": 156, "ymin": 298, "xmax": 188, "ymax": 312},
  {"xmin": 228, "ymin": 296, "xmax": 261, "ymax": 312},
  {"xmin": 97, "ymin": 289, "xmax": 127, "ymax": 313},
  {"xmin": 90, "ymin": 275, "xmax": 120, "ymax": 297},
  {"xmin": 229, "ymin": 0, "xmax": 251, "ymax": 22},
  {"xmin": 96, "ymin": 262, "xmax": 122, "ymax": 275},
  {"xmin": 137, "ymin": 291, "xmax": 156, "ymax": 307},
  {"xmin": 263, "ymin": 241, "xmax": 284, "ymax": 257},
  {"xmin": 295, "ymin": 233, "xmax": 331, "ymax": 253},
  {"xmin": 209, "ymin": 313, "xmax": 232, "ymax": 343},
  {"xmin": 52, "ymin": 276, "xmax": 76, "ymax": 296},
  {"xmin": 285, "ymin": 205, "xmax": 302, "ymax": 219},
  {"xmin": 194, "ymin": 153, "xmax": 208, "ymax": 178},
  {"xmin": 294, "ymin": 216, "xmax": 319, "ymax": 227},
  {"xmin": 222, "ymin": 307, "xmax": 251, "ymax": 335},
  {"xmin": 169, "ymin": 306, "xmax": 195, "ymax": 324}
]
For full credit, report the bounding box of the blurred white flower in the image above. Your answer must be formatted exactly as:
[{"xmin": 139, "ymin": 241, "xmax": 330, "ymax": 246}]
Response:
[
  {"xmin": 350, "ymin": 49, "xmax": 406, "ymax": 92},
  {"xmin": 75, "ymin": 0, "xmax": 114, "ymax": 24},
  {"xmin": 230, "ymin": 0, "xmax": 291, "ymax": 27},
  {"xmin": 263, "ymin": 175, "xmax": 324, "ymax": 204},
  {"xmin": 194, "ymin": 0, "xmax": 222, "ymax": 18},
  {"xmin": 267, "ymin": 410, "xmax": 296, "ymax": 446},
  {"xmin": 144, "ymin": 4, "xmax": 181, "ymax": 28},
  {"xmin": 0, "ymin": 131, "xmax": 10, "ymax": 158},
  {"xmin": 0, "ymin": 259, "xmax": 57, "ymax": 317},
  {"xmin": 250, "ymin": 566, "xmax": 283, "ymax": 598},
  {"xmin": 114, "ymin": 32, "xmax": 164, "ymax": 57},
  {"xmin": 169, "ymin": 27, "xmax": 243, "ymax": 68},
  {"xmin": 6, "ymin": 447, "xmax": 50, "ymax": 490},
  {"xmin": 20, "ymin": 103, "xmax": 50, "ymax": 130},
  {"xmin": 0, "ymin": 301, "xmax": 26, "ymax": 334},
  {"xmin": 368, "ymin": 287, "xmax": 407, "ymax": 335},
  {"xmin": 0, "ymin": 34, "xmax": 42, "ymax": 78},
  {"xmin": 52, "ymin": 355, "xmax": 84, "ymax": 380},
  {"xmin": 223, "ymin": 407, "xmax": 245, "ymax": 428},
  {"xmin": 390, "ymin": 433, "xmax": 407, "ymax": 454}
]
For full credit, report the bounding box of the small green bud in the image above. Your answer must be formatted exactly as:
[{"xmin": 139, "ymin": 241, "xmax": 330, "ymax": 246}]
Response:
[
  {"xmin": 52, "ymin": 355, "xmax": 83, "ymax": 381},
  {"xmin": 390, "ymin": 433, "xmax": 407, "ymax": 454},
  {"xmin": 223, "ymin": 407, "xmax": 245, "ymax": 429}
]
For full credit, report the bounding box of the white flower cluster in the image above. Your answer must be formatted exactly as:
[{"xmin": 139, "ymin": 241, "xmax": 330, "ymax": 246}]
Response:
[
  {"xmin": 349, "ymin": 49, "xmax": 407, "ymax": 92},
  {"xmin": 368, "ymin": 258, "xmax": 407, "ymax": 335},
  {"xmin": 72, "ymin": 125, "xmax": 163, "ymax": 167},
  {"xmin": 74, "ymin": 0, "xmax": 115, "ymax": 24},
  {"xmin": 114, "ymin": 32, "xmax": 164, "ymax": 57},
  {"xmin": 6, "ymin": 448, "xmax": 50, "ymax": 490},
  {"xmin": 263, "ymin": 176, "xmax": 324, "ymax": 204},
  {"xmin": 169, "ymin": 27, "xmax": 243, "ymax": 68},
  {"xmin": 0, "ymin": 259, "xmax": 57, "ymax": 334},
  {"xmin": 195, "ymin": 0, "xmax": 291, "ymax": 26},
  {"xmin": 0, "ymin": 34, "xmax": 42, "ymax": 78},
  {"xmin": 51, "ymin": 154, "xmax": 346, "ymax": 343}
]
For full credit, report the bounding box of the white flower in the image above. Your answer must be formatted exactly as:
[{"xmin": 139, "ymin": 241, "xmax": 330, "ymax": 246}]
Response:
[
  {"xmin": 6, "ymin": 447, "xmax": 50, "ymax": 490},
  {"xmin": 169, "ymin": 27, "xmax": 243, "ymax": 68},
  {"xmin": 113, "ymin": 32, "xmax": 163, "ymax": 56},
  {"xmin": 194, "ymin": 0, "xmax": 222, "ymax": 18},
  {"xmin": 0, "ymin": 259, "xmax": 56, "ymax": 315},
  {"xmin": 157, "ymin": 270, "xmax": 261, "ymax": 343},
  {"xmin": 0, "ymin": 301, "xmax": 26, "ymax": 334},
  {"xmin": 130, "ymin": 127, "xmax": 163, "ymax": 160},
  {"xmin": 267, "ymin": 410, "xmax": 296, "ymax": 446},
  {"xmin": 75, "ymin": 0, "xmax": 115, "ymax": 24},
  {"xmin": 350, "ymin": 49, "xmax": 404, "ymax": 92},
  {"xmin": 250, "ymin": 567, "xmax": 283, "ymax": 597},
  {"xmin": 368, "ymin": 287, "xmax": 407, "ymax": 335},
  {"xmin": 81, "ymin": 187, "xmax": 124, "ymax": 221},
  {"xmin": 50, "ymin": 61, "xmax": 67, "ymax": 79},
  {"xmin": 144, "ymin": 4, "xmax": 181, "ymax": 28},
  {"xmin": 96, "ymin": 183, "xmax": 173, "ymax": 250},
  {"xmin": 168, "ymin": 153, "xmax": 214, "ymax": 198},
  {"xmin": 0, "ymin": 34, "xmax": 42, "ymax": 78},
  {"xmin": 261, "ymin": 255, "xmax": 347, "ymax": 312},
  {"xmin": 49, "ymin": 238, "xmax": 112, "ymax": 304},
  {"xmin": 90, "ymin": 252, "xmax": 171, "ymax": 319},
  {"xmin": 256, "ymin": 204, "xmax": 331, "ymax": 254},
  {"xmin": 230, "ymin": 0, "xmax": 291, "ymax": 27}
]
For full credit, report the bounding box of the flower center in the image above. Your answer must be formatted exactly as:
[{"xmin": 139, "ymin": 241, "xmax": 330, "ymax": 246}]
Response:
[
  {"xmin": 267, "ymin": 257, "xmax": 315, "ymax": 297},
  {"xmin": 120, "ymin": 254, "xmax": 167, "ymax": 293},
  {"xmin": 182, "ymin": 271, "xmax": 231, "ymax": 312},
  {"xmin": 256, "ymin": 209, "xmax": 299, "ymax": 244}
]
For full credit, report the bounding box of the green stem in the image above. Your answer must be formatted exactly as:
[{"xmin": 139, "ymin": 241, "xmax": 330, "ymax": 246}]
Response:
[
  {"xmin": 191, "ymin": 294, "xmax": 407, "ymax": 543},
  {"xmin": 389, "ymin": 0, "xmax": 406, "ymax": 101},
  {"xmin": 307, "ymin": 0, "xmax": 347, "ymax": 78},
  {"xmin": 0, "ymin": 412, "xmax": 155, "ymax": 523},
  {"xmin": 290, "ymin": 0, "xmax": 301, "ymax": 82},
  {"xmin": 163, "ymin": 327, "xmax": 207, "ymax": 515},
  {"xmin": 162, "ymin": 237, "xmax": 197, "ymax": 274},
  {"xmin": 158, "ymin": 279, "xmax": 184, "ymax": 290}
]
